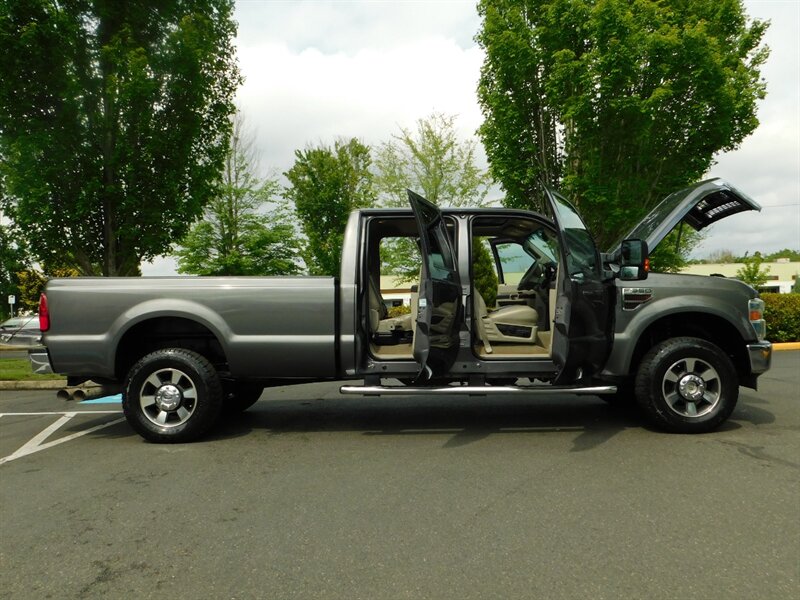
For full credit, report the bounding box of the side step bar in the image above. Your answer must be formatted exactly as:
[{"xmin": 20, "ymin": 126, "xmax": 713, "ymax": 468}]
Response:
[{"xmin": 340, "ymin": 384, "xmax": 617, "ymax": 396}]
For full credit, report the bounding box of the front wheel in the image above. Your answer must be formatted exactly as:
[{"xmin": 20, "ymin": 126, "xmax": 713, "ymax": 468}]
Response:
[
  {"xmin": 634, "ymin": 337, "xmax": 738, "ymax": 433},
  {"xmin": 123, "ymin": 349, "xmax": 223, "ymax": 443}
]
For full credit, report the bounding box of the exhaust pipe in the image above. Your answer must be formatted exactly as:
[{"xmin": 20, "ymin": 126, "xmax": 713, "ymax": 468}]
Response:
[{"xmin": 57, "ymin": 384, "xmax": 121, "ymax": 402}]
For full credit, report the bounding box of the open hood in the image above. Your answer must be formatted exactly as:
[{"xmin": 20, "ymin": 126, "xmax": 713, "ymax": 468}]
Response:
[{"xmin": 609, "ymin": 178, "xmax": 761, "ymax": 254}]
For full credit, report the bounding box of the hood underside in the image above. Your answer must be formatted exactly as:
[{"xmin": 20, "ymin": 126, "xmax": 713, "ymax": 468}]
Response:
[{"xmin": 610, "ymin": 178, "xmax": 762, "ymax": 253}]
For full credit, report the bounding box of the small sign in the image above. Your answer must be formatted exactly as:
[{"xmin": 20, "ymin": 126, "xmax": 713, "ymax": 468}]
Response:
[{"xmin": 7, "ymin": 295, "xmax": 14, "ymax": 305}]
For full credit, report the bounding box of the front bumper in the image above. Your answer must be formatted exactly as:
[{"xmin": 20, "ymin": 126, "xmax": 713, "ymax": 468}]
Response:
[
  {"xmin": 746, "ymin": 341, "xmax": 772, "ymax": 375},
  {"xmin": 28, "ymin": 348, "xmax": 54, "ymax": 375}
]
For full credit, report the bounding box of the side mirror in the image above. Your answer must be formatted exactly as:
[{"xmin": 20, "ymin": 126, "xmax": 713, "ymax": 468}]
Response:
[{"xmin": 619, "ymin": 239, "xmax": 649, "ymax": 281}]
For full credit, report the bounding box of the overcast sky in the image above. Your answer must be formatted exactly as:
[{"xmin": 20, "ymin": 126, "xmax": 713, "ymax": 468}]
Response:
[{"xmin": 146, "ymin": 0, "xmax": 799, "ymax": 273}]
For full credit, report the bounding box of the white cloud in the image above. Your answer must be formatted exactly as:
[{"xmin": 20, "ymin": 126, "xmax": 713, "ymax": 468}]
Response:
[
  {"xmin": 699, "ymin": 0, "xmax": 800, "ymax": 257},
  {"xmin": 145, "ymin": 0, "xmax": 799, "ymax": 274},
  {"xmin": 236, "ymin": 38, "xmax": 485, "ymax": 174},
  {"xmin": 234, "ymin": 0, "xmax": 480, "ymax": 54}
]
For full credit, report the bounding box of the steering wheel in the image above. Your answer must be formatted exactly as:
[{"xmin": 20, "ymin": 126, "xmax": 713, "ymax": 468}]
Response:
[{"xmin": 517, "ymin": 261, "xmax": 544, "ymax": 291}]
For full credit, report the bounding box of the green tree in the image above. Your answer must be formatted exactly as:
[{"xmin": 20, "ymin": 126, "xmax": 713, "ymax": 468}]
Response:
[
  {"xmin": 648, "ymin": 227, "xmax": 704, "ymax": 273},
  {"xmin": 473, "ymin": 239, "xmax": 499, "ymax": 308},
  {"xmin": 374, "ymin": 113, "xmax": 492, "ymax": 208},
  {"xmin": 704, "ymin": 249, "xmax": 738, "ymax": 264},
  {"xmin": 0, "ymin": 222, "xmax": 29, "ymax": 319},
  {"xmin": 176, "ymin": 115, "xmax": 301, "ymax": 276},
  {"xmin": 284, "ymin": 138, "xmax": 375, "ymax": 276},
  {"xmin": 477, "ymin": 0, "xmax": 768, "ymax": 250},
  {"xmin": 736, "ymin": 254, "xmax": 770, "ymax": 288},
  {"xmin": 476, "ymin": 3, "xmax": 563, "ymax": 212},
  {"xmin": 0, "ymin": 0, "xmax": 240, "ymax": 276},
  {"xmin": 374, "ymin": 113, "xmax": 496, "ymax": 296},
  {"xmin": 15, "ymin": 269, "xmax": 47, "ymax": 314},
  {"xmin": 764, "ymin": 248, "xmax": 800, "ymax": 262}
]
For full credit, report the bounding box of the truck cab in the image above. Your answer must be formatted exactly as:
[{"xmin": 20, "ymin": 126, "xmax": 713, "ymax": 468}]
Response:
[
  {"xmin": 340, "ymin": 179, "xmax": 772, "ymax": 435},
  {"xmin": 342, "ymin": 186, "xmax": 642, "ymax": 385}
]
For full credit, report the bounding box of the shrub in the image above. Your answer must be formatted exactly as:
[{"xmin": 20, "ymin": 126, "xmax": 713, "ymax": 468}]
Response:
[
  {"xmin": 473, "ymin": 240, "xmax": 499, "ymax": 308},
  {"xmin": 387, "ymin": 304, "xmax": 411, "ymax": 318},
  {"xmin": 762, "ymin": 293, "xmax": 800, "ymax": 343}
]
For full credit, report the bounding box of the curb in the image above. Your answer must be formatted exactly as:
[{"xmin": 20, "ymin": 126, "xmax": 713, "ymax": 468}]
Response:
[
  {"xmin": 0, "ymin": 380, "xmax": 67, "ymax": 391},
  {"xmin": 773, "ymin": 342, "xmax": 800, "ymax": 351}
]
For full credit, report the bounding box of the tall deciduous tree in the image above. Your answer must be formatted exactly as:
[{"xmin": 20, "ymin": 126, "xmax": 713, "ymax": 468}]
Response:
[
  {"xmin": 374, "ymin": 113, "xmax": 497, "ymax": 298},
  {"xmin": 0, "ymin": 221, "xmax": 29, "ymax": 319},
  {"xmin": 175, "ymin": 115, "xmax": 301, "ymax": 276},
  {"xmin": 284, "ymin": 138, "xmax": 375, "ymax": 276},
  {"xmin": 0, "ymin": 0, "xmax": 240, "ymax": 276},
  {"xmin": 477, "ymin": 0, "xmax": 768, "ymax": 250},
  {"xmin": 476, "ymin": 4, "xmax": 563, "ymax": 211},
  {"xmin": 375, "ymin": 113, "xmax": 492, "ymax": 208}
]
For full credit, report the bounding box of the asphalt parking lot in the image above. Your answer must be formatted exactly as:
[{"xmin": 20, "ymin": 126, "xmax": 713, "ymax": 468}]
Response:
[{"xmin": 1, "ymin": 352, "xmax": 798, "ymax": 599}]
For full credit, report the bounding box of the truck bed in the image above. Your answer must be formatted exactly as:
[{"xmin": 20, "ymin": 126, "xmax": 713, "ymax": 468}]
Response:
[{"xmin": 44, "ymin": 276, "xmax": 339, "ymax": 381}]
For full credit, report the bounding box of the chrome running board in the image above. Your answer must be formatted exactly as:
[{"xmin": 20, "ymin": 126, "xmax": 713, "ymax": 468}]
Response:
[{"xmin": 340, "ymin": 384, "xmax": 617, "ymax": 396}]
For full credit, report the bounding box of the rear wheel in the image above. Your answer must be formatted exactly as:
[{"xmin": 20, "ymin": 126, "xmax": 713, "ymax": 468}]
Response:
[
  {"xmin": 123, "ymin": 349, "xmax": 223, "ymax": 443},
  {"xmin": 635, "ymin": 337, "xmax": 738, "ymax": 433}
]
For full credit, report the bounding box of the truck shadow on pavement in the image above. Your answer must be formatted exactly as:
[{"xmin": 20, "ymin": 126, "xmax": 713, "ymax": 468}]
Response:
[{"xmin": 206, "ymin": 394, "xmax": 774, "ymax": 452}]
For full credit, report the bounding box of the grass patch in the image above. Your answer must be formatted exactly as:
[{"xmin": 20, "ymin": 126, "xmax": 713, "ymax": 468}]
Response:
[{"xmin": 0, "ymin": 358, "xmax": 63, "ymax": 381}]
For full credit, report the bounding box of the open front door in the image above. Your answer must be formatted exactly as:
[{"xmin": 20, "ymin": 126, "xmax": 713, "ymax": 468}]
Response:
[
  {"xmin": 544, "ymin": 188, "xmax": 613, "ymax": 384},
  {"xmin": 408, "ymin": 190, "xmax": 462, "ymax": 379}
]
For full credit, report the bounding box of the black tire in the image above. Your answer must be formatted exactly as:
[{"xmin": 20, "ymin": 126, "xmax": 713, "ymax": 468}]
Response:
[
  {"xmin": 634, "ymin": 337, "xmax": 738, "ymax": 433},
  {"xmin": 222, "ymin": 384, "xmax": 263, "ymax": 415},
  {"xmin": 123, "ymin": 349, "xmax": 223, "ymax": 443}
]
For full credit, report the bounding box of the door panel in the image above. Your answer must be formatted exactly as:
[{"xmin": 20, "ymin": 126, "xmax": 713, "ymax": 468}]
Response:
[
  {"xmin": 407, "ymin": 190, "xmax": 462, "ymax": 378},
  {"xmin": 544, "ymin": 189, "xmax": 613, "ymax": 384}
]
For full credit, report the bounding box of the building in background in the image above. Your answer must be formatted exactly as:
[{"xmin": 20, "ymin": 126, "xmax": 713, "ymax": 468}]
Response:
[{"xmin": 681, "ymin": 259, "xmax": 799, "ymax": 293}]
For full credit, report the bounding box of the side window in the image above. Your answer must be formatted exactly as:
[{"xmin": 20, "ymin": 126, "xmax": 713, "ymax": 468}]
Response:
[
  {"xmin": 495, "ymin": 242, "xmax": 533, "ymax": 285},
  {"xmin": 549, "ymin": 191, "xmax": 599, "ymax": 277},
  {"xmin": 379, "ymin": 236, "xmax": 421, "ymax": 284},
  {"xmin": 424, "ymin": 227, "xmax": 457, "ymax": 282},
  {"xmin": 563, "ymin": 229, "xmax": 598, "ymax": 276}
]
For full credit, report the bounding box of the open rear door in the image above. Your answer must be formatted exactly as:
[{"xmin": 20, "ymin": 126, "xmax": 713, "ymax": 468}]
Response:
[
  {"xmin": 408, "ymin": 190, "xmax": 462, "ymax": 379},
  {"xmin": 544, "ymin": 188, "xmax": 613, "ymax": 384}
]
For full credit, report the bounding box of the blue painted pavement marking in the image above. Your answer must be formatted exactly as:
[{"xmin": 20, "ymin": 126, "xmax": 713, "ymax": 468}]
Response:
[{"xmin": 80, "ymin": 394, "xmax": 122, "ymax": 404}]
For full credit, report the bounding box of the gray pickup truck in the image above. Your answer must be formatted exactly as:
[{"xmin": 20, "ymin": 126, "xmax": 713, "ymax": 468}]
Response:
[{"xmin": 32, "ymin": 178, "xmax": 772, "ymax": 442}]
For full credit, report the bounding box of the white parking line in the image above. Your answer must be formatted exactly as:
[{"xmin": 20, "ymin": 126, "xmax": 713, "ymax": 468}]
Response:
[{"xmin": 0, "ymin": 411, "xmax": 126, "ymax": 466}]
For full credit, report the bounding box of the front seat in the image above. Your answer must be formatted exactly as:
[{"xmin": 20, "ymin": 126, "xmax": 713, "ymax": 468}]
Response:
[
  {"xmin": 369, "ymin": 276, "xmax": 413, "ymax": 342},
  {"xmin": 474, "ymin": 292, "xmax": 538, "ymax": 353}
]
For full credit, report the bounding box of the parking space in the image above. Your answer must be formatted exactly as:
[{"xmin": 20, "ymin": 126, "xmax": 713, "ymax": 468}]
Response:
[{"xmin": 1, "ymin": 353, "xmax": 798, "ymax": 599}]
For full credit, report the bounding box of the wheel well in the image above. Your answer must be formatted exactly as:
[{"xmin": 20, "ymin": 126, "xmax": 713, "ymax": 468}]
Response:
[
  {"xmin": 115, "ymin": 317, "xmax": 227, "ymax": 381},
  {"xmin": 628, "ymin": 313, "xmax": 749, "ymax": 379}
]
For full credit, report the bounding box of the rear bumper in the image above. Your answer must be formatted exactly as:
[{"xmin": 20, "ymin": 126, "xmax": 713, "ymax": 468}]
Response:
[
  {"xmin": 746, "ymin": 341, "xmax": 772, "ymax": 375},
  {"xmin": 28, "ymin": 348, "xmax": 54, "ymax": 375}
]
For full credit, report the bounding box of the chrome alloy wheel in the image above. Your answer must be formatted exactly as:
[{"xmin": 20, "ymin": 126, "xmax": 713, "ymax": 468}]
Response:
[
  {"xmin": 661, "ymin": 357, "xmax": 721, "ymax": 418},
  {"xmin": 139, "ymin": 367, "xmax": 198, "ymax": 428}
]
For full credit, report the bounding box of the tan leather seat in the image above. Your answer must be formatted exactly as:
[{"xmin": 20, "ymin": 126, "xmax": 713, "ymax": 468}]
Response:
[
  {"xmin": 369, "ymin": 277, "xmax": 413, "ymax": 336},
  {"xmin": 475, "ymin": 292, "xmax": 538, "ymax": 352}
]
